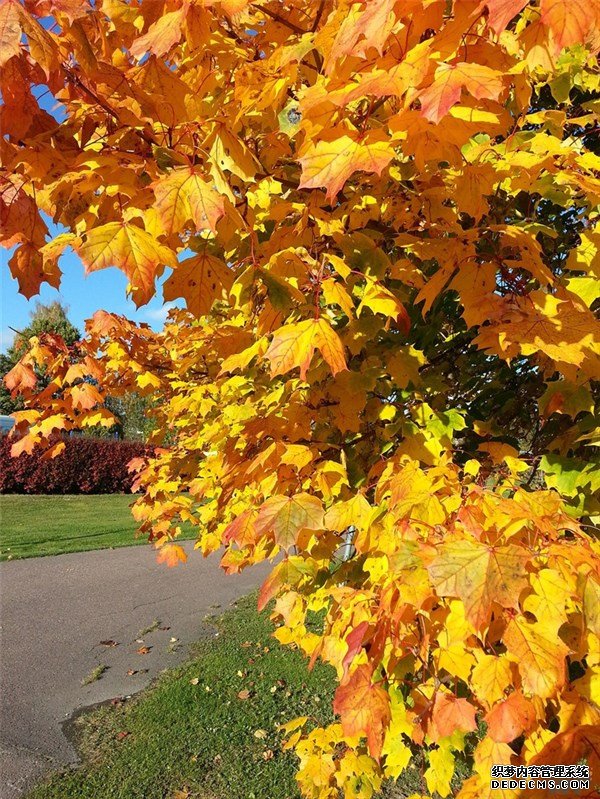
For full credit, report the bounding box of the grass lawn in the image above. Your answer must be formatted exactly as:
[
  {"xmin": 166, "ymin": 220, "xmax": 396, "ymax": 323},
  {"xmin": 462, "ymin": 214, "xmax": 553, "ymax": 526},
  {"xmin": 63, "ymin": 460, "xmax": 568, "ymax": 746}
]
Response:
[
  {"xmin": 0, "ymin": 494, "xmax": 196, "ymax": 561},
  {"xmin": 27, "ymin": 595, "xmax": 336, "ymax": 799}
]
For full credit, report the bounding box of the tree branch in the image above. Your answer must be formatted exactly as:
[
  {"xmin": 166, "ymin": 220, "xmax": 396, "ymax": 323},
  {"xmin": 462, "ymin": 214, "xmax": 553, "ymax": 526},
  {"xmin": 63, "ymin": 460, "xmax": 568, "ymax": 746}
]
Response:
[
  {"xmin": 312, "ymin": 0, "xmax": 327, "ymax": 31},
  {"xmin": 251, "ymin": 4, "xmax": 308, "ymax": 35}
]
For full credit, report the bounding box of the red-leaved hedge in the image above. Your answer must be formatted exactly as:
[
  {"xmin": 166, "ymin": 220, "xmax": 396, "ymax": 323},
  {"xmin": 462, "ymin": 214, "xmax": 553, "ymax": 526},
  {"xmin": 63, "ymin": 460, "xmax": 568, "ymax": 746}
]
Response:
[{"xmin": 0, "ymin": 436, "xmax": 151, "ymax": 494}]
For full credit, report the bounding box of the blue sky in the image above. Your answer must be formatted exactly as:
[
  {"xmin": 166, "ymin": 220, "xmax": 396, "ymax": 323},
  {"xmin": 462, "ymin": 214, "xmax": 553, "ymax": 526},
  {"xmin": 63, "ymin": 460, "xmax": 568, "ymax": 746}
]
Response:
[
  {"xmin": 1, "ymin": 246, "xmax": 177, "ymax": 352},
  {"xmin": 2, "ymin": 70, "xmax": 179, "ymax": 352}
]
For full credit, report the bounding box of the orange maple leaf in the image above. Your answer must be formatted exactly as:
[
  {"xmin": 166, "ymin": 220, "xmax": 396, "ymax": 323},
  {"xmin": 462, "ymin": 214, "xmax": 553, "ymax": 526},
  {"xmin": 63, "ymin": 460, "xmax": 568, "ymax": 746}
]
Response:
[
  {"xmin": 163, "ymin": 252, "xmax": 233, "ymax": 317},
  {"xmin": 265, "ymin": 318, "xmax": 347, "ymax": 380},
  {"xmin": 0, "ymin": 0, "xmax": 22, "ymax": 67},
  {"xmin": 69, "ymin": 383, "xmax": 103, "ymax": 411},
  {"xmin": 486, "ymin": 0, "xmax": 528, "ymax": 34},
  {"xmin": 484, "ymin": 691, "xmax": 536, "ymax": 743},
  {"xmin": 540, "ymin": 0, "xmax": 598, "ymax": 51},
  {"xmin": 333, "ymin": 664, "xmax": 390, "ymax": 759},
  {"xmin": 156, "ymin": 543, "xmax": 188, "ymax": 568},
  {"xmin": 5, "ymin": 361, "xmax": 37, "ymax": 393},
  {"xmin": 129, "ymin": 6, "xmax": 187, "ymax": 59},
  {"xmin": 419, "ymin": 62, "xmax": 504, "ymax": 123},
  {"xmin": 429, "ymin": 692, "xmax": 478, "ymax": 742},
  {"xmin": 530, "ymin": 724, "xmax": 600, "ymax": 773}
]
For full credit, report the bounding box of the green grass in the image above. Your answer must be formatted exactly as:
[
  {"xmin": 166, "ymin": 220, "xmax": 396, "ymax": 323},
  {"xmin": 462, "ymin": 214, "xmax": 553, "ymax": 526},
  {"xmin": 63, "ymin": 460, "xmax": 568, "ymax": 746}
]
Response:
[
  {"xmin": 27, "ymin": 595, "xmax": 336, "ymax": 799},
  {"xmin": 0, "ymin": 494, "xmax": 196, "ymax": 560},
  {"xmin": 81, "ymin": 664, "xmax": 109, "ymax": 686}
]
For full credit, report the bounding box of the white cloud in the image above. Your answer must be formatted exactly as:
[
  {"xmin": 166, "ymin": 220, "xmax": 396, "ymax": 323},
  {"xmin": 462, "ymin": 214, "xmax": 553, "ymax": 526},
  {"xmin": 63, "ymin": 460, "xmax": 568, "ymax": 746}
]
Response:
[{"xmin": 141, "ymin": 301, "xmax": 178, "ymax": 325}]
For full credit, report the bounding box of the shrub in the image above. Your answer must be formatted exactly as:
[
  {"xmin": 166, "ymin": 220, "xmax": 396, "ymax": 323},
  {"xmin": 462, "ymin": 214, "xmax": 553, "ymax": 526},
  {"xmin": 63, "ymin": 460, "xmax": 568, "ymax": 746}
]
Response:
[{"xmin": 0, "ymin": 436, "xmax": 149, "ymax": 494}]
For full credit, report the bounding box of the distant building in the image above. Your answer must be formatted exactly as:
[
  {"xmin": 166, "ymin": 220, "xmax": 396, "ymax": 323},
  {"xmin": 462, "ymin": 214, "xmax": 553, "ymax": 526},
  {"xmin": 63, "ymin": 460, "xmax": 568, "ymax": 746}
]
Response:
[{"xmin": 0, "ymin": 416, "xmax": 15, "ymax": 435}]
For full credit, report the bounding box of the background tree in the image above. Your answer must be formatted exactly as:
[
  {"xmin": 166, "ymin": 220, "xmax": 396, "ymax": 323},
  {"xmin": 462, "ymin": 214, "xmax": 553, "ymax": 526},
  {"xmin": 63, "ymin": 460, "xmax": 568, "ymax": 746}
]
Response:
[
  {"xmin": 1, "ymin": 2, "xmax": 599, "ymax": 798},
  {"xmin": 0, "ymin": 353, "xmax": 16, "ymax": 416},
  {"xmin": 0, "ymin": 302, "xmax": 79, "ymax": 415},
  {"xmin": 105, "ymin": 393, "xmax": 155, "ymax": 442}
]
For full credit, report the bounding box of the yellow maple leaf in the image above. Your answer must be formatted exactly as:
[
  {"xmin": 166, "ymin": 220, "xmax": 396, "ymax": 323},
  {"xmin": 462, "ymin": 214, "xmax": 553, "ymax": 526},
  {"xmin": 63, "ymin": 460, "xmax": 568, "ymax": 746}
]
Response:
[
  {"xmin": 76, "ymin": 221, "xmax": 177, "ymax": 306},
  {"xmin": 321, "ymin": 278, "xmax": 355, "ymax": 318},
  {"xmin": 265, "ymin": 318, "xmax": 347, "ymax": 380},
  {"xmin": 357, "ymin": 279, "xmax": 407, "ymax": 321},
  {"xmin": 428, "ymin": 540, "xmax": 531, "ymax": 629},
  {"xmin": 382, "ymin": 687, "xmax": 414, "ymax": 778},
  {"xmin": 471, "ymin": 652, "xmax": 513, "ymax": 709},
  {"xmin": 153, "ymin": 167, "xmax": 225, "ymax": 236},
  {"xmin": 32, "ymin": 413, "xmax": 67, "ymax": 437},
  {"xmin": 254, "ymin": 493, "xmax": 324, "ymax": 550},
  {"xmin": 163, "ymin": 252, "xmax": 233, "ymax": 317},
  {"xmin": 523, "ymin": 568, "xmax": 572, "ymax": 634},
  {"xmin": 298, "ymin": 133, "xmax": 394, "ymax": 201},
  {"xmin": 324, "ymin": 494, "xmax": 372, "ymax": 533},
  {"xmin": 504, "ymin": 617, "xmax": 569, "ymax": 699},
  {"xmin": 425, "ymin": 744, "xmax": 454, "ymax": 798}
]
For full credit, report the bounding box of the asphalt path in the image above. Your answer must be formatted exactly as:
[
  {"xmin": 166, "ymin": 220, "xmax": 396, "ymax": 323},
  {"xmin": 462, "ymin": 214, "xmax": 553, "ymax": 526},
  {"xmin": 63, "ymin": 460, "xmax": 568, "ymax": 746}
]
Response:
[{"xmin": 0, "ymin": 543, "xmax": 271, "ymax": 798}]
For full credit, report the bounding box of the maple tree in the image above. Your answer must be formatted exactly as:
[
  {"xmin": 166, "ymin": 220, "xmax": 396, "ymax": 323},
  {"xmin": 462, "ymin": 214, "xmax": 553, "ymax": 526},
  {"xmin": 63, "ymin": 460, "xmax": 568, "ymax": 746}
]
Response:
[{"xmin": 2, "ymin": 0, "xmax": 600, "ymax": 797}]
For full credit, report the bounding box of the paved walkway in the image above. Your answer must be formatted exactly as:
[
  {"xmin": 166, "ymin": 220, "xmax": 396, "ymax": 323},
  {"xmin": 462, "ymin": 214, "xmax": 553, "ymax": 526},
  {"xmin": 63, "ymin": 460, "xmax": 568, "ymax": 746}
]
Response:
[{"xmin": 0, "ymin": 543, "xmax": 271, "ymax": 798}]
